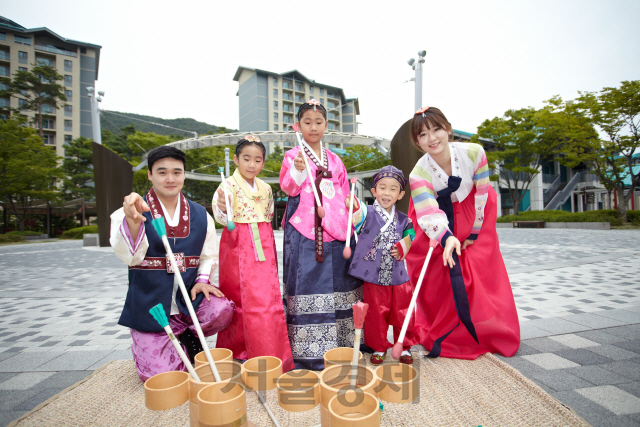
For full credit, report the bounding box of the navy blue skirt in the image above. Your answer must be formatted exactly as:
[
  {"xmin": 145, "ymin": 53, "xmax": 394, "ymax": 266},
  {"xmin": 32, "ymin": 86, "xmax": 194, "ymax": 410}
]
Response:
[{"xmin": 282, "ymin": 195, "xmax": 363, "ymax": 370}]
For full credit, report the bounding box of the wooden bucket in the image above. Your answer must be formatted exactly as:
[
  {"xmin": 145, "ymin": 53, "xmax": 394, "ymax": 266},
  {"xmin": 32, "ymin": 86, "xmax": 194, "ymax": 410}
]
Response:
[
  {"xmin": 144, "ymin": 370, "xmax": 189, "ymax": 411},
  {"xmin": 319, "ymin": 364, "xmax": 377, "ymax": 426},
  {"xmin": 189, "ymin": 361, "xmax": 244, "ymax": 427},
  {"xmin": 194, "ymin": 348, "xmax": 233, "ymax": 368},
  {"xmin": 374, "ymin": 362, "xmax": 419, "ymax": 404},
  {"xmin": 328, "ymin": 390, "xmax": 380, "ymax": 426},
  {"xmin": 276, "ymin": 369, "xmax": 320, "ymax": 412},
  {"xmin": 197, "ymin": 381, "xmax": 248, "ymax": 427},
  {"xmin": 241, "ymin": 356, "xmax": 282, "ymax": 392},
  {"xmin": 323, "ymin": 347, "xmax": 363, "ymax": 368}
]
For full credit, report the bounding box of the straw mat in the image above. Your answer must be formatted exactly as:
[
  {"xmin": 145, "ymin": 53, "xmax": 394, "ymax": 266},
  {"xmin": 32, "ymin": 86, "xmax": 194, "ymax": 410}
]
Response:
[{"xmin": 9, "ymin": 353, "xmax": 590, "ymax": 427}]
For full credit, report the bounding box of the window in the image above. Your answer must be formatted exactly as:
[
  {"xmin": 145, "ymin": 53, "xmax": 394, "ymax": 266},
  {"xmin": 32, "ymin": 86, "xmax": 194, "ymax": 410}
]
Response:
[
  {"xmin": 18, "ymin": 67, "xmax": 27, "ymax": 72},
  {"xmin": 0, "ymin": 50, "xmax": 8, "ymax": 61},
  {"xmin": 328, "ymin": 91, "xmax": 334, "ymax": 98},
  {"xmin": 283, "ymin": 116, "xmax": 292, "ymax": 124},
  {"xmin": 0, "ymin": 98, "xmax": 10, "ymax": 108},
  {"xmin": 19, "ymin": 99, "xmax": 27, "ymax": 109},
  {"xmin": 37, "ymin": 58, "xmax": 54, "ymax": 67},
  {"xmin": 328, "ymin": 123, "xmax": 335, "ymax": 130},
  {"xmin": 43, "ymin": 119, "xmax": 55, "ymax": 129},
  {"xmin": 80, "ymin": 47, "xmax": 86, "ymax": 54},
  {"xmin": 320, "ymin": 88, "xmax": 324, "ymax": 95},
  {"xmin": 328, "ymin": 113, "xmax": 335, "ymax": 120},
  {"xmin": 64, "ymin": 120, "xmax": 72, "ymax": 130},
  {"xmin": 295, "ymin": 95, "xmax": 304, "ymax": 103},
  {"xmin": 282, "ymin": 93, "xmax": 291, "ymax": 100},
  {"xmin": 273, "ymin": 113, "xmax": 278, "ymax": 120},
  {"xmin": 273, "ymin": 124, "xmax": 278, "ymax": 131},
  {"xmin": 64, "ymin": 75, "xmax": 72, "ymax": 85},
  {"xmin": 272, "ymin": 89, "xmax": 278, "ymax": 97},
  {"xmin": 320, "ymin": 98, "xmax": 324, "ymax": 104},
  {"xmin": 273, "ymin": 101, "xmax": 278, "ymax": 109},
  {"xmin": 0, "ymin": 32, "xmax": 6, "ymax": 41},
  {"xmin": 272, "ymin": 77, "xmax": 277, "ymax": 85},
  {"xmin": 295, "ymin": 84, "xmax": 303, "ymax": 91},
  {"xmin": 328, "ymin": 102, "xmax": 335, "ymax": 108},
  {"xmin": 19, "ymin": 51, "xmax": 27, "ymax": 59},
  {"xmin": 64, "ymin": 60, "xmax": 72, "ymax": 70},
  {"xmin": 283, "ymin": 105, "xmax": 291, "ymax": 112},
  {"xmin": 65, "ymin": 105, "xmax": 72, "ymax": 112},
  {"xmin": 14, "ymin": 35, "xmax": 31, "ymax": 45},
  {"xmin": 309, "ymin": 86, "xmax": 314, "ymax": 94},
  {"xmin": 42, "ymin": 134, "xmax": 55, "ymax": 145},
  {"xmin": 64, "ymin": 135, "xmax": 73, "ymax": 144},
  {"xmin": 64, "ymin": 90, "xmax": 72, "ymax": 101},
  {"xmin": 0, "ymin": 66, "xmax": 9, "ymax": 76},
  {"xmin": 41, "ymin": 104, "xmax": 55, "ymax": 114},
  {"xmin": 282, "ymin": 81, "xmax": 290, "ymax": 89}
]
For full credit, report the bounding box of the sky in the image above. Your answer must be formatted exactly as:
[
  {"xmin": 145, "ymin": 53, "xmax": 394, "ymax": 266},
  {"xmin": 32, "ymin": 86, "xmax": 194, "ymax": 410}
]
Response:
[{"xmin": 4, "ymin": 0, "xmax": 639, "ymax": 141}]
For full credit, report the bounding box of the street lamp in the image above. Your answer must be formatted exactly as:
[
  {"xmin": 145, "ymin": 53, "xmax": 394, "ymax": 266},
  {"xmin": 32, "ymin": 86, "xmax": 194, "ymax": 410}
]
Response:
[
  {"xmin": 407, "ymin": 50, "xmax": 426, "ymax": 111},
  {"xmin": 86, "ymin": 87, "xmax": 104, "ymax": 145}
]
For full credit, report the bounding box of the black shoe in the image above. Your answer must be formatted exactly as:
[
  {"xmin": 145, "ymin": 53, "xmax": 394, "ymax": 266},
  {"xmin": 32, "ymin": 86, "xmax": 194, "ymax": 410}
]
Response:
[{"xmin": 178, "ymin": 328, "xmax": 203, "ymax": 364}]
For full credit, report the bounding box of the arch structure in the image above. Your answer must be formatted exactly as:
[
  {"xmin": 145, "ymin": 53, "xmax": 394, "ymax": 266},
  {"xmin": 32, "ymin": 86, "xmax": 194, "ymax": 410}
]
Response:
[{"xmin": 133, "ymin": 130, "xmax": 391, "ymax": 175}]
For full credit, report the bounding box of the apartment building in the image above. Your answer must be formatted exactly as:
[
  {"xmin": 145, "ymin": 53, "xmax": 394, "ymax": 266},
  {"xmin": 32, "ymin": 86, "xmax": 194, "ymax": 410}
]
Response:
[
  {"xmin": 0, "ymin": 16, "xmax": 101, "ymax": 157},
  {"xmin": 233, "ymin": 66, "xmax": 359, "ymax": 155}
]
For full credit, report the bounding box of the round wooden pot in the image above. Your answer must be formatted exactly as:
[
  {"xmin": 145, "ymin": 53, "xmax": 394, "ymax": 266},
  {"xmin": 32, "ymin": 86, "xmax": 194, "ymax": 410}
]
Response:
[
  {"xmin": 194, "ymin": 348, "xmax": 233, "ymax": 368},
  {"xmin": 241, "ymin": 356, "xmax": 282, "ymax": 392},
  {"xmin": 319, "ymin": 364, "xmax": 378, "ymax": 426},
  {"xmin": 323, "ymin": 347, "xmax": 363, "ymax": 368},
  {"xmin": 197, "ymin": 381, "xmax": 248, "ymax": 427},
  {"xmin": 276, "ymin": 369, "xmax": 320, "ymax": 412},
  {"xmin": 374, "ymin": 362, "xmax": 419, "ymax": 404},
  {"xmin": 144, "ymin": 370, "xmax": 189, "ymax": 411},
  {"xmin": 189, "ymin": 361, "xmax": 244, "ymax": 427},
  {"xmin": 328, "ymin": 390, "xmax": 380, "ymax": 426}
]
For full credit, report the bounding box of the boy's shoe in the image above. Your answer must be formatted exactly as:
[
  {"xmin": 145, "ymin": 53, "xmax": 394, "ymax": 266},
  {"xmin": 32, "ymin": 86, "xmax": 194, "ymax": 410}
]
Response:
[
  {"xmin": 370, "ymin": 353, "xmax": 386, "ymax": 365},
  {"xmin": 399, "ymin": 353, "xmax": 414, "ymax": 365},
  {"xmin": 178, "ymin": 328, "xmax": 203, "ymax": 364}
]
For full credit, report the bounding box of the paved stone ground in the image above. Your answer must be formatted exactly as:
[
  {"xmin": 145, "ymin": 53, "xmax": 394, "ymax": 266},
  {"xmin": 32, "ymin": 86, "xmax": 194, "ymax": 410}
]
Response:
[{"xmin": 0, "ymin": 229, "xmax": 639, "ymax": 426}]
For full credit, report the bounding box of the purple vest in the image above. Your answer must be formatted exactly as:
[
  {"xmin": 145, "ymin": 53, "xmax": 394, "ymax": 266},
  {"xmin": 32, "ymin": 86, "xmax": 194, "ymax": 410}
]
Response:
[{"xmin": 347, "ymin": 206, "xmax": 411, "ymax": 286}]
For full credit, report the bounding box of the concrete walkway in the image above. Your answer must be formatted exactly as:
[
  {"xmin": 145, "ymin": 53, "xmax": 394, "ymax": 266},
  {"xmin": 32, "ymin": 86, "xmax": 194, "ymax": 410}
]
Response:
[{"xmin": 0, "ymin": 228, "xmax": 639, "ymax": 426}]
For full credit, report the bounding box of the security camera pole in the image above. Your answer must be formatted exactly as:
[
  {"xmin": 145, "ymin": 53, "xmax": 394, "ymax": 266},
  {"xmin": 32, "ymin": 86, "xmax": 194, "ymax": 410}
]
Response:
[{"xmin": 407, "ymin": 50, "xmax": 426, "ymax": 111}]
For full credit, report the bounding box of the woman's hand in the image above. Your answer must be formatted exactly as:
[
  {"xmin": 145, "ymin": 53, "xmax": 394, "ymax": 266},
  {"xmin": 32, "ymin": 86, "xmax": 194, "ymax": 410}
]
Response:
[
  {"xmin": 443, "ymin": 236, "xmax": 461, "ymax": 268},
  {"xmin": 461, "ymin": 239, "xmax": 474, "ymax": 250}
]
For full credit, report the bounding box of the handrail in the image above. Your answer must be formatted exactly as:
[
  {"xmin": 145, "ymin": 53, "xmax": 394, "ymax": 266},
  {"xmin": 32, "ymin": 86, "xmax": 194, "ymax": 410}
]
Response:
[
  {"xmin": 543, "ymin": 175, "xmax": 561, "ymax": 203},
  {"xmin": 545, "ymin": 172, "xmax": 581, "ymax": 210}
]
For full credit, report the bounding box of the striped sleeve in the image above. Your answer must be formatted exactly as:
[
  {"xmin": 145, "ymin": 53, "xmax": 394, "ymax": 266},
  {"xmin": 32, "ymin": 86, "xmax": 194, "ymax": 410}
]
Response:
[
  {"xmin": 409, "ymin": 161, "xmax": 452, "ymax": 247},
  {"xmin": 394, "ymin": 219, "xmax": 416, "ymax": 260},
  {"xmin": 467, "ymin": 144, "xmax": 490, "ymax": 240}
]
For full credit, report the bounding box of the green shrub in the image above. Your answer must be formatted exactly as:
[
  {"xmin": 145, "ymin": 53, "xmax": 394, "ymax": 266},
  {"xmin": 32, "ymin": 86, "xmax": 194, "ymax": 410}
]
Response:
[
  {"xmin": 60, "ymin": 225, "xmax": 99, "ymax": 239},
  {"xmin": 497, "ymin": 209, "xmax": 624, "ymax": 225},
  {"xmin": 5, "ymin": 230, "xmax": 43, "ymax": 236},
  {"xmin": 0, "ymin": 234, "xmax": 24, "ymax": 243}
]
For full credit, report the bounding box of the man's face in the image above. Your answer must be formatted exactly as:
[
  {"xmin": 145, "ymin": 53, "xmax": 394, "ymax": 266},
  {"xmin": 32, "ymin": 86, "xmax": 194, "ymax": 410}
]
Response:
[{"xmin": 148, "ymin": 158, "xmax": 185, "ymax": 200}]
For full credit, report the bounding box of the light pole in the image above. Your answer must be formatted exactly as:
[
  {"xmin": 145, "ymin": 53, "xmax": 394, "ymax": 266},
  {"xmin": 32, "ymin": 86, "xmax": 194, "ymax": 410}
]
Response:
[
  {"xmin": 407, "ymin": 50, "xmax": 426, "ymax": 111},
  {"xmin": 86, "ymin": 87, "xmax": 104, "ymax": 144}
]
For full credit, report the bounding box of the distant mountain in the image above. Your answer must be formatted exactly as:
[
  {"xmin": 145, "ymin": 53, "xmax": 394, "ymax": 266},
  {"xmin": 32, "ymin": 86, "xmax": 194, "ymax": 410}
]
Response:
[{"xmin": 100, "ymin": 110, "xmax": 234, "ymax": 137}]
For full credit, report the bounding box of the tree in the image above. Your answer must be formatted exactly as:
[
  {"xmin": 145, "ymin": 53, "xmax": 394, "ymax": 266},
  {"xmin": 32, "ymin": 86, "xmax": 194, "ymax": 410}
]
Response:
[
  {"xmin": 559, "ymin": 81, "xmax": 640, "ymax": 221},
  {"xmin": 0, "ymin": 116, "xmax": 60, "ymax": 230},
  {"xmin": 0, "ymin": 64, "xmax": 67, "ymax": 137},
  {"xmin": 60, "ymin": 136, "xmax": 94, "ymax": 201},
  {"xmin": 472, "ymin": 107, "xmax": 564, "ymax": 215},
  {"xmin": 339, "ymin": 145, "xmax": 391, "ymax": 173}
]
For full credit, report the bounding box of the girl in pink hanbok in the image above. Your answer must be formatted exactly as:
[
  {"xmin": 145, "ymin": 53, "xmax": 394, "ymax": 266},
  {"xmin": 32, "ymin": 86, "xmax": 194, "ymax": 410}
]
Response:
[
  {"xmin": 213, "ymin": 136, "xmax": 294, "ymax": 371},
  {"xmin": 279, "ymin": 100, "xmax": 363, "ymax": 370}
]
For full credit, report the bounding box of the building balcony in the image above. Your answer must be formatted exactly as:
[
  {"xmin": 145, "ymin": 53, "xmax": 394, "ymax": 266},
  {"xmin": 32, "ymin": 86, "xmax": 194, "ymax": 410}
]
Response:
[
  {"xmin": 0, "ymin": 51, "xmax": 10, "ymax": 62},
  {"xmin": 34, "ymin": 45, "xmax": 78, "ymax": 58}
]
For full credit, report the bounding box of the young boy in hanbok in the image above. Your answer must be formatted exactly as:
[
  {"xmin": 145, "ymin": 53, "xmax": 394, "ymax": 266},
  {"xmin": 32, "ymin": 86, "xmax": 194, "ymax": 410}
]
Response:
[
  {"xmin": 346, "ymin": 166, "xmax": 419, "ymax": 365},
  {"xmin": 110, "ymin": 146, "xmax": 235, "ymax": 381},
  {"xmin": 280, "ymin": 99, "xmax": 363, "ymax": 370},
  {"xmin": 212, "ymin": 136, "xmax": 294, "ymax": 371},
  {"xmin": 407, "ymin": 106, "xmax": 520, "ymax": 359}
]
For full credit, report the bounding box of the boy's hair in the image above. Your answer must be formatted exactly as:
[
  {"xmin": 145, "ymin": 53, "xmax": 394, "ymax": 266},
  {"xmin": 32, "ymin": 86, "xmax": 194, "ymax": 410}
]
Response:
[
  {"xmin": 235, "ymin": 136, "xmax": 266, "ymax": 158},
  {"xmin": 410, "ymin": 107, "xmax": 453, "ymax": 152},
  {"xmin": 147, "ymin": 146, "xmax": 186, "ymax": 172},
  {"xmin": 297, "ymin": 99, "xmax": 327, "ymax": 122}
]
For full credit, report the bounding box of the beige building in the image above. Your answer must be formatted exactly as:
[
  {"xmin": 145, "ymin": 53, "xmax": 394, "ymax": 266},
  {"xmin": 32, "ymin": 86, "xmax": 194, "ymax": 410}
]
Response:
[
  {"xmin": 233, "ymin": 66, "xmax": 360, "ymax": 155},
  {"xmin": 0, "ymin": 16, "xmax": 101, "ymax": 157}
]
